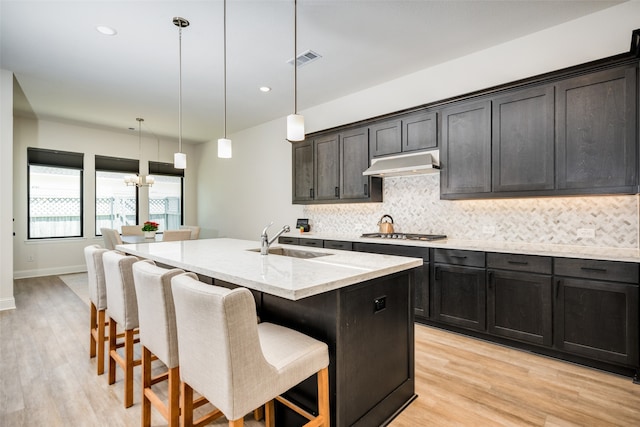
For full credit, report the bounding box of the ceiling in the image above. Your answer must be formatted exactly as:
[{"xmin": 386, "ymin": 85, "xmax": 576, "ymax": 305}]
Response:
[{"xmin": 0, "ymin": 0, "xmax": 625, "ymax": 144}]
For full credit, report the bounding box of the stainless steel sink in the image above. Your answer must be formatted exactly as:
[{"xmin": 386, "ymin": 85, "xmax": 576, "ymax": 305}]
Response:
[{"xmin": 247, "ymin": 247, "xmax": 332, "ymax": 259}]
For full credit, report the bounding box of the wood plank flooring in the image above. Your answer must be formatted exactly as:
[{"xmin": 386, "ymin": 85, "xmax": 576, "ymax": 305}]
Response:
[{"xmin": 1, "ymin": 275, "xmax": 639, "ymax": 426}]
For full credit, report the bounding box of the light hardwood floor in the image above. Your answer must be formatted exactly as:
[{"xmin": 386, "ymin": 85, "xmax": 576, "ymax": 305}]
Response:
[{"xmin": 1, "ymin": 275, "xmax": 639, "ymax": 426}]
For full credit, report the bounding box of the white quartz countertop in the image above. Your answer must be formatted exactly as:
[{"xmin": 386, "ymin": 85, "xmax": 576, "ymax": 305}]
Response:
[
  {"xmin": 294, "ymin": 232, "xmax": 640, "ymax": 263},
  {"xmin": 116, "ymin": 238, "xmax": 422, "ymax": 300}
]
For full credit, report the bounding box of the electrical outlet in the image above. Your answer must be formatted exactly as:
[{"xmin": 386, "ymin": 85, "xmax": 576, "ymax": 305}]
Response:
[
  {"xmin": 482, "ymin": 225, "xmax": 496, "ymax": 235},
  {"xmin": 27, "ymin": 255, "xmax": 34, "ymax": 262},
  {"xmin": 577, "ymin": 228, "xmax": 596, "ymax": 239}
]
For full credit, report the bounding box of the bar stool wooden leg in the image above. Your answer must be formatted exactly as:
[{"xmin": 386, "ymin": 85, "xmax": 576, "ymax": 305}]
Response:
[
  {"xmin": 96, "ymin": 309, "xmax": 106, "ymax": 375},
  {"xmin": 318, "ymin": 367, "xmax": 330, "ymax": 427},
  {"xmin": 142, "ymin": 347, "xmax": 152, "ymax": 427},
  {"xmin": 181, "ymin": 382, "xmax": 194, "ymax": 427},
  {"xmin": 124, "ymin": 329, "xmax": 135, "ymax": 408},
  {"xmin": 108, "ymin": 318, "xmax": 117, "ymax": 386},
  {"xmin": 90, "ymin": 302, "xmax": 97, "ymax": 358},
  {"xmin": 168, "ymin": 366, "xmax": 180, "ymax": 427},
  {"xmin": 264, "ymin": 400, "xmax": 275, "ymax": 427}
]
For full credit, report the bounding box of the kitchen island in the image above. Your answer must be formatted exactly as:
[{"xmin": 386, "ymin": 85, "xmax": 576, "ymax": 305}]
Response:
[{"xmin": 117, "ymin": 238, "xmax": 423, "ymax": 427}]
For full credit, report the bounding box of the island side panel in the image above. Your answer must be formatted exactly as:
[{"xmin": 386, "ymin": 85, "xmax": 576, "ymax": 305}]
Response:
[{"xmin": 260, "ymin": 269, "xmax": 416, "ymax": 427}]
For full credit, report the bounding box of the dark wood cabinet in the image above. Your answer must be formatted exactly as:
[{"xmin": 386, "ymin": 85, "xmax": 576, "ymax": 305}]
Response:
[
  {"xmin": 487, "ymin": 253, "xmax": 553, "ymax": 346},
  {"xmin": 556, "ymin": 65, "xmax": 637, "ymax": 193},
  {"xmin": 402, "ymin": 111, "xmax": 437, "ymax": 152},
  {"xmin": 554, "ymin": 258, "xmax": 639, "ymax": 367},
  {"xmin": 293, "ymin": 127, "xmax": 381, "ymax": 204},
  {"xmin": 369, "ymin": 119, "xmax": 401, "ymax": 157},
  {"xmin": 432, "ymin": 249, "xmax": 486, "ymax": 331},
  {"xmin": 292, "ymin": 141, "xmax": 314, "ymax": 203},
  {"xmin": 492, "ymin": 86, "xmax": 555, "ymax": 193},
  {"xmin": 440, "ymin": 100, "xmax": 492, "ymax": 197},
  {"xmin": 314, "ymin": 133, "xmax": 340, "ymax": 201},
  {"xmin": 353, "ymin": 242, "xmax": 429, "ymax": 320},
  {"xmin": 340, "ymin": 127, "xmax": 371, "ymax": 200}
]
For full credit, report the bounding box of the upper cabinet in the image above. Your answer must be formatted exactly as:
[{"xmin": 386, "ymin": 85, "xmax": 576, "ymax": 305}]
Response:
[
  {"xmin": 492, "ymin": 85, "xmax": 555, "ymax": 193},
  {"xmin": 292, "ymin": 126, "xmax": 382, "ymax": 204},
  {"xmin": 556, "ymin": 65, "xmax": 637, "ymax": 193},
  {"xmin": 369, "ymin": 110, "xmax": 438, "ymax": 157},
  {"xmin": 441, "ymin": 62, "xmax": 639, "ymax": 199},
  {"xmin": 440, "ymin": 100, "xmax": 492, "ymax": 196}
]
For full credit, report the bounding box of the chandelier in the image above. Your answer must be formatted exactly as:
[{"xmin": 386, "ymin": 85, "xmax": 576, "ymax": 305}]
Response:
[{"xmin": 124, "ymin": 118, "xmax": 155, "ymax": 187}]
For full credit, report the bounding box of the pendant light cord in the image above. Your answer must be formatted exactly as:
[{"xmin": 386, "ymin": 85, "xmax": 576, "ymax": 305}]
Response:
[
  {"xmin": 223, "ymin": 0, "xmax": 227, "ymax": 138},
  {"xmin": 293, "ymin": 0, "xmax": 297, "ymax": 115},
  {"xmin": 178, "ymin": 25, "xmax": 183, "ymax": 153}
]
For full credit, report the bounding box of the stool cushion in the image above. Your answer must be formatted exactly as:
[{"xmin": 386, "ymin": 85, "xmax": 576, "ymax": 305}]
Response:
[{"xmin": 103, "ymin": 251, "xmax": 142, "ymax": 330}]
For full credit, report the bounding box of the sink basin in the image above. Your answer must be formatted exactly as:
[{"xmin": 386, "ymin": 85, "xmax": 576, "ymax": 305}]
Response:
[{"xmin": 247, "ymin": 247, "xmax": 332, "ymax": 259}]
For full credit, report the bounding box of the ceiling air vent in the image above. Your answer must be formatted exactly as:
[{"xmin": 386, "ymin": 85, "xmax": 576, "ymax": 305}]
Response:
[{"xmin": 287, "ymin": 50, "xmax": 322, "ymax": 67}]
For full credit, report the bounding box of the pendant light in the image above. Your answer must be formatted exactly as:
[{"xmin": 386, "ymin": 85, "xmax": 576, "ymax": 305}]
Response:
[
  {"xmin": 218, "ymin": 0, "xmax": 232, "ymax": 158},
  {"xmin": 124, "ymin": 118, "xmax": 155, "ymax": 187},
  {"xmin": 286, "ymin": 0, "xmax": 305, "ymax": 142},
  {"xmin": 173, "ymin": 17, "xmax": 189, "ymax": 169}
]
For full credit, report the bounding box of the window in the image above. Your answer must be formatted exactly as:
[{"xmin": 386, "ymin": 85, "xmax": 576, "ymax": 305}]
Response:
[
  {"xmin": 148, "ymin": 161, "xmax": 184, "ymax": 232},
  {"xmin": 28, "ymin": 148, "xmax": 83, "ymax": 239},
  {"xmin": 95, "ymin": 156, "xmax": 139, "ymax": 235}
]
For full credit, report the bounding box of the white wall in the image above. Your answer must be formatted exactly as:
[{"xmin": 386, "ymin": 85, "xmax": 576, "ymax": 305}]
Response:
[
  {"xmin": 0, "ymin": 70, "xmax": 15, "ymax": 310},
  {"xmin": 12, "ymin": 117, "xmax": 198, "ymax": 278},
  {"xmin": 198, "ymin": 1, "xmax": 640, "ymax": 246}
]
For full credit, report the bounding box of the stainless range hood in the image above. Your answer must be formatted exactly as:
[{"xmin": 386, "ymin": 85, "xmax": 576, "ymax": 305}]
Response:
[{"xmin": 363, "ymin": 150, "xmax": 440, "ymax": 177}]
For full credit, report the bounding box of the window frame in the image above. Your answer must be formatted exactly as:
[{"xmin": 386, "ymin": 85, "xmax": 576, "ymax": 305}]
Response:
[
  {"xmin": 148, "ymin": 161, "xmax": 185, "ymax": 231},
  {"xmin": 27, "ymin": 147, "xmax": 84, "ymax": 240},
  {"xmin": 95, "ymin": 155, "xmax": 140, "ymax": 236}
]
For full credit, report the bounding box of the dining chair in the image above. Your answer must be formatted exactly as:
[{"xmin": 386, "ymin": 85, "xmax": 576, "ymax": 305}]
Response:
[
  {"xmin": 132, "ymin": 262, "xmax": 222, "ymax": 427},
  {"xmin": 121, "ymin": 225, "xmax": 143, "ymax": 236},
  {"xmin": 180, "ymin": 225, "xmax": 201, "ymax": 240},
  {"xmin": 100, "ymin": 227, "xmax": 123, "ymax": 250},
  {"xmin": 84, "ymin": 244, "xmax": 109, "ymax": 375},
  {"xmin": 103, "ymin": 250, "xmax": 142, "ymax": 408},
  {"xmin": 171, "ymin": 273, "xmax": 330, "ymax": 427},
  {"xmin": 162, "ymin": 229, "xmax": 192, "ymax": 242}
]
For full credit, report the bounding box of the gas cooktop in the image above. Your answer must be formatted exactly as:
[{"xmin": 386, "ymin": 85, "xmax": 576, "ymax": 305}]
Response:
[{"xmin": 361, "ymin": 232, "xmax": 447, "ymax": 241}]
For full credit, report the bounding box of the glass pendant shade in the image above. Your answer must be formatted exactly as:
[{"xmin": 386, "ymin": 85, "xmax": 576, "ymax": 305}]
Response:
[
  {"xmin": 174, "ymin": 152, "xmax": 187, "ymax": 169},
  {"xmin": 287, "ymin": 114, "xmax": 305, "ymax": 141},
  {"xmin": 218, "ymin": 138, "xmax": 232, "ymax": 158}
]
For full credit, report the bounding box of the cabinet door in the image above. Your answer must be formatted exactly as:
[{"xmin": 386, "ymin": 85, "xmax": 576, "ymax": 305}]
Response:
[
  {"xmin": 402, "ymin": 111, "xmax": 437, "ymax": 152},
  {"xmin": 292, "ymin": 141, "xmax": 314, "ymax": 202},
  {"xmin": 340, "ymin": 127, "xmax": 371, "ymax": 200},
  {"xmin": 369, "ymin": 119, "xmax": 401, "ymax": 157},
  {"xmin": 314, "ymin": 133, "xmax": 340, "ymax": 201},
  {"xmin": 554, "ymin": 277, "xmax": 639, "ymax": 366},
  {"xmin": 556, "ymin": 65, "xmax": 637, "ymax": 192},
  {"xmin": 492, "ymin": 86, "xmax": 555, "ymax": 192},
  {"xmin": 487, "ymin": 270, "xmax": 552, "ymax": 346},
  {"xmin": 440, "ymin": 100, "xmax": 492, "ymax": 197},
  {"xmin": 433, "ymin": 264, "xmax": 486, "ymax": 331}
]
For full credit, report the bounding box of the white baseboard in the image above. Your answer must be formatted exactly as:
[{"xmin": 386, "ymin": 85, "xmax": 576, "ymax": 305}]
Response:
[
  {"xmin": 13, "ymin": 264, "xmax": 87, "ymax": 279},
  {"xmin": 0, "ymin": 297, "xmax": 16, "ymax": 311}
]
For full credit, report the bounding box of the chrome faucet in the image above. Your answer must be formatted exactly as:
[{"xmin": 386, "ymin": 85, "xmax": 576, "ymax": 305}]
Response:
[{"xmin": 261, "ymin": 222, "xmax": 290, "ymax": 255}]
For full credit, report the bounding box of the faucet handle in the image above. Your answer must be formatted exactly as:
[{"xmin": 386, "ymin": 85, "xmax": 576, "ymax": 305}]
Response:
[{"xmin": 261, "ymin": 221, "xmax": 274, "ymax": 236}]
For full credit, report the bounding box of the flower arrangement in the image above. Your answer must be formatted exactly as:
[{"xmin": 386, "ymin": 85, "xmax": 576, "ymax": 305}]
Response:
[{"xmin": 141, "ymin": 221, "xmax": 159, "ymax": 232}]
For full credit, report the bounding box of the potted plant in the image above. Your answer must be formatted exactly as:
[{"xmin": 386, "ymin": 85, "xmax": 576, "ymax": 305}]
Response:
[{"xmin": 141, "ymin": 221, "xmax": 159, "ymax": 239}]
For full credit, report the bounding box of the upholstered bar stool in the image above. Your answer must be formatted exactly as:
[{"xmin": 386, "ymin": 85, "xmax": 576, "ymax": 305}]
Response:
[
  {"xmin": 103, "ymin": 250, "xmax": 141, "ymax": 408},
  {"xmin": 132, "ymin": 261, "xmax": 222, "ymax": 427},
  {"xmin": 84, "ymin": 244, "xmax": 109, "ymax": 375},
  {"xmin": 162, "ymin": 229, "xmax": 192, "ymax": 242},
  {"xmin": 171, "ymin": 273, "xmax": 330, "ymax": 427}
]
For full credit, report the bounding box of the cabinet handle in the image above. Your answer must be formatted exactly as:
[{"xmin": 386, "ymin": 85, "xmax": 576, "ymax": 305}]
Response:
[
  {"xmin": 335, "ymin": 186, "xmax": 340, "ymax": 197},
  {"xmin": 488, "ymin": 271, "xmax": 494, "ymax": 290},
  {"xmin": 435, "ymin": 267, "xmax": 441, "ymax": 280},
  {"xmin": 555, "ymin": 280, "xmax": 561, "ymax": 299},
  {"xmin": 507, "ymin": 260, "xmax": 529, "ymax": 265},
  {"xmin": 580, "ymin": 267, "xmax": 607, "ymax": 273},
  {"xmin": 364, "ymin": 183, "xmax": 368, "ymax": 196},
  {"xmin": 451, "ymin": 255, "xmax": 467, "ymax": 259},
  {"xmin": 310, "ymin": 188, "xmax": 314, "ymax": 199}
]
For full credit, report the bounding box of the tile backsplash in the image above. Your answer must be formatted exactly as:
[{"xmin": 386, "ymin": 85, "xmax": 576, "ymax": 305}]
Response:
[{"xmin": 303, "ymin": 174, "xmax": 639, "ymax": 249}]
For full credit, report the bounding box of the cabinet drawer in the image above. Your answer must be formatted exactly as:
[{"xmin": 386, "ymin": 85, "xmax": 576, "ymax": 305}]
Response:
[
  {"xmin": 434, "ymin": 249, "xmax": 485, "ymax": 267},
  {"xmin": 298, "ymin": 238, "xmax": 323, "ymax": 248},
  {"xmin": 487, "ymin": 253, "xmax": 552, "ymax": 274},
  {"xmin": 554, "ymin": 258, "xmax": 639, "ymax": 283},
  {"xmin": 323, "ymin": 240, "xmax": 353, "ymax": 251},
  {"xmin": 278, "ymin": 236, "xmax": 299, "ymax": 245}
]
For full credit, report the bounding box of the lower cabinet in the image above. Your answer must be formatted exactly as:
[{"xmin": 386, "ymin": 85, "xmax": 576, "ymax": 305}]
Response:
[
  {"xmin": 487, "ymin": 253, "xmax": 553, "ymax": 346},
  {"xmin": 432, "ymin": 249, "xmax": 486, "ymax": 331},
  {"xmin": 554, "ymin": 258, "xmax": 639, "ymax": 367}
]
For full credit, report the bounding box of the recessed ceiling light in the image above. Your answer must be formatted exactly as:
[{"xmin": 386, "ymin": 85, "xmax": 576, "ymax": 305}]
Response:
[
  {"xmin": 259, "ymin": 86, "xmax": 271, "ymax": 93},
  {"xmin": 96, "ymin": 26, "xmax": 117, "ymax": 36}
]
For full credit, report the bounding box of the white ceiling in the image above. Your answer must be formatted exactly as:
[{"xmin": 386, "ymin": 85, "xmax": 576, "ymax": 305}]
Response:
[{"xmin": 0, "ymin": 0, "xmax": 625, "ymax": 143}]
